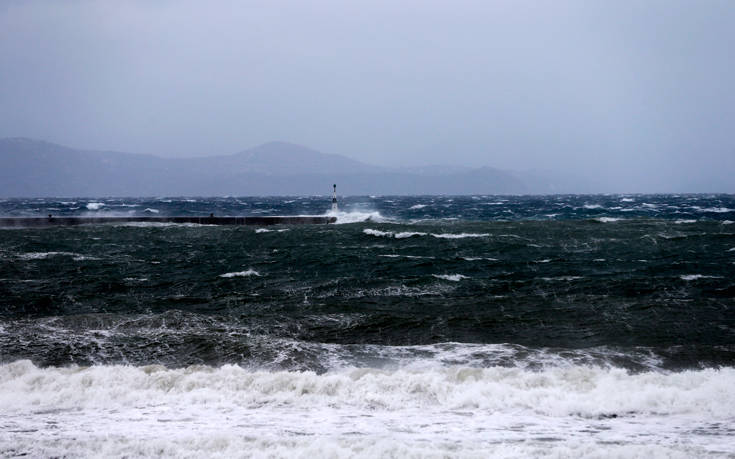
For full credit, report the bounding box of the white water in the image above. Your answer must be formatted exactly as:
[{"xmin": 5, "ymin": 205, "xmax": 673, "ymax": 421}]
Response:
[
  {"xmin": 86, "ymin": 202, "xmax": 105, "ymax": 210},
  {"xmin": 0, "ymin": 360, "xmax": 733, "ymax": 458},
  {"xmin": 433, "ymin": 274, "xmax": 470, "ymax": 282},
  {"xmin": 329, "ymin": 210, "xmax": 388, "ymax": 224},
  {"xmin": 363, "ymin": 228, "xmax": 490, "ymax": 239},
  {"xmin": 219, "ymin": 269, "xmax": 260, "ymax": 278}
]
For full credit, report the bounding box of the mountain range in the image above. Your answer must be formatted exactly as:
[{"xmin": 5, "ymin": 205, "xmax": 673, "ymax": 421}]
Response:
[{"xmin": 0, "ymin": 138, "xmax": 565, "ymax": 197}]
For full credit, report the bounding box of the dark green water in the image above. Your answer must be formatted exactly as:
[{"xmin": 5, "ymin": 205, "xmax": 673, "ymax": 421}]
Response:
[{"xmin": 1, "ymin": 195, "xmax": 733, "ymax": 371}]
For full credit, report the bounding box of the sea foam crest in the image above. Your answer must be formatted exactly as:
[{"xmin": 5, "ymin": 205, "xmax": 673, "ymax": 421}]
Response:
[
  {"xmin": 680, "ymin": 274, "xmax": 722, "ymax": 281},
  {"xmin": 329, "ymin": 211, "xmax": 387, "ymax": 224},
  {"xmin": 433, "ymin": 274, "xmax": 469, "ymax": 282},
  {"xmin": 1, "ymin": 360, "xmax": 733, "ymax": 418},
  {"xmin": 219, "ymin": 269, "xmax": 260, "ymax": 278},
  {"xmin": 363, "ymin": 229, "xmax": 489, "ymax": 239},
  {"xmin": 430, "ymin": 233, "xmax": 489, "ymax": 239}
]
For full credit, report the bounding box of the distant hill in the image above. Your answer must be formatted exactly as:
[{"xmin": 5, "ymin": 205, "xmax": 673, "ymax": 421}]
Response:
[{"xmin": 0, "ymin": 138, "xmax": 551, "ymax": 197}]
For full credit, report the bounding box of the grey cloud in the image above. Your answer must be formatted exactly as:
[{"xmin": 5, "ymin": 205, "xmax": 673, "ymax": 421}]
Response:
[{"xmin": 1, "ymin": 0, "xmax": 733, "ymax": 192}]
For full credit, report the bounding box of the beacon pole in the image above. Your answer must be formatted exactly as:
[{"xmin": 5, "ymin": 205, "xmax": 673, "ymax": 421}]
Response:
[{"xmin": 331, "ymin": 184, "xmax": 338, "ymax": 213}]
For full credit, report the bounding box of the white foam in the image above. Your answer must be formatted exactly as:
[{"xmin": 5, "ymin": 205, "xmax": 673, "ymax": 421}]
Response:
[
  {"xmin": 596, "ymin": 217, "xmax": 622, "ymax": 223},
  {"xmin": 698, "ymin": 207, "xmax": 733, "ymax": 213},
  {"xmin": 117, "ymin": 222, "xmax": 213, "ymax": 228},
  {"xmin": 409, "ymin": 204, "xmax": 427, "ymax": 209},
  {"xmin": 17, "ymin": 251, "xmax": 96, "ymax": 261},
  {"xmin": 395, "ymin": 231, "xmax": 427, "ymax": 238},
  {"xmin": 0, "ymin": 361, "xmax": 733, "ymax": 458},
  {"xmin": 363, "ymin": 228, "xmax": 393, "ymax": 238},
  {"xmin": 621, "ymin": 198, "xmax": 635, "ymax": 202},
  {"xmin": 723, "ymin": 220, "xmax": 734, "ymax": 225},
  {"xmin": 680, "ymin": 274, "xmax": 722, "ymax": 281},
  {"xmin": 363, "ymin": 229, "xmax": 426, "ymax": 238},
  {"xmin": 541, "ymin": 276, "xmax": 583, "ymax": 281},
  {"xmin": 219, "ymin": 269, "xmax": 260, "ymax": 278},
  {"xmin": 86, "ymin": 202, "xmax": 104, "ymax": 210},
  {"xmin": 433, "ymin": 274, "xmax": 469, "ymax": 281},
  {"xmin": 143, "ymin": 208, "xmax": 160, "ymax": 213},
  {"xmin": 363, "ymin": 229, "xmax": 489, "ymax": 240},
  {"xmin": 674, "ymin": 219, "xmax": 697, "ymax": 224},
  {"xmin": 584, "ymin": 204, "xmax": 603, "ymax": 209},
  {"xmin": 330, "ymin": 211, "xmax": 387, "ymax": 224},
  {"xmin": 430, "ymin": 233, "xmax": 489, "ymax": 239}
]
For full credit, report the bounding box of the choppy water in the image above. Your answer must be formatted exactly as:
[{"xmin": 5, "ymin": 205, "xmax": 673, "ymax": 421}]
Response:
[{"xmin": 1, "ymin": 194, "xmax": 734, "ymax": 458}]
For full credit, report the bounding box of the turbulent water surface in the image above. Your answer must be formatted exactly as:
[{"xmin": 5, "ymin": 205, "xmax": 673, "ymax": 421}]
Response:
[{"xmin": 1, "ymin": 195, "xmax": 734, "ymax": 458}]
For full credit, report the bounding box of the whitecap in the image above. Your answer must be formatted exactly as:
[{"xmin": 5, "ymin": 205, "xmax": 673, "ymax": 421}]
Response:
[
  {"xmin": 143, "ymin": 208, "xmax": 159, "ymax": 214},
  {"xmin": 584, "ymin": 204, "xmax": 603, "ymax": 209},
  {"xmin": 18, "ymin": 252, "xmax": 94, "ymax": 261},
  {"xmin": 409, "ymin": 204, "xmax": 427, "ymax": 210},
  {"xmin": 219, "ymin": 269, "xmax": 260, "ymax": 278},
  {"xmin": 86, "ymin": 202, "xmax": 104, "ymax": 210},
  {"xmin": 596, "ymin": 217, "xmax": 622, "ymax": 223},
  {"xmin": 433, "ymin": 274, "xmax": 469, "ymax": 282},
  {"xmin": 363, "ymin": 229, "xmax": 426, "ymax": 238},
  {"xmin": 541, "ymin": 276, "xmax": 583, "ymax": 281},
  {"xmin": 675, "ymin": 220, "xmax": 697, "ymax": 224},
  {"xmin": 395, "ymin": 231, "xmax": 427, "ymax": 239},
  {"xmin": 363, "ymin": 228, "xmax": 393, "ymax": 238},
  {"xmin": 330, "ymin": 211, "xmax": 387, "ymax": 224},
  {"xmin": 680, "ymin": 274, "xmax": 722, "ymax": 281},
  {"xmin": 430, "ymin": 233, "xmax": 489, "ymax": 239}
]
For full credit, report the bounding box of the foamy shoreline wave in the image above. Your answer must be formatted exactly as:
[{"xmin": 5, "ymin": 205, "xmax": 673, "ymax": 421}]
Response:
[{"xmin": 1, "ymin": 360, "xmax": 733, "ymax": 458}]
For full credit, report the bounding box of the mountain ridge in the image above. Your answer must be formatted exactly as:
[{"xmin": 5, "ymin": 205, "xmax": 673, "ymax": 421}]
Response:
[{"xmin": 0, "ymin": 138, "xmax": 548, "ymax": 197}]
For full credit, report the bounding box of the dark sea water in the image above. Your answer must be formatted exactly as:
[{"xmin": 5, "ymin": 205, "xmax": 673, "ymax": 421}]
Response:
[{"xmin": 1, "ymin": 194, "xmax": 734, "ymax": 458}]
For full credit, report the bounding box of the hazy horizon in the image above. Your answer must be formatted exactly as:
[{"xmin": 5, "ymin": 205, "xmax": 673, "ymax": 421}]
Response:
[{"xmin": 2, "ymin": 1, "xmax": 734, "ymax": 192}]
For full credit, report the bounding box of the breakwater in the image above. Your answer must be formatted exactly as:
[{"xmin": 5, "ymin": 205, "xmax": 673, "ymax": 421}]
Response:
[{"xmin": 0, "ymin": 215, "xmax": 336, "ymax": 227}]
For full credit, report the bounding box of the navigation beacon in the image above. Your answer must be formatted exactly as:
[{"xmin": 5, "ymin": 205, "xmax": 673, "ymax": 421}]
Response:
[{"xmin": 332, "ymin": 184, "xmax": 338, "ymax": 213}]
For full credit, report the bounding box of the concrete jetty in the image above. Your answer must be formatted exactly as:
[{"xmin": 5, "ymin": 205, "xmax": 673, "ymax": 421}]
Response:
[{"xmin": 0, "ymin": 215, "xmax": 336, "ymax": 227}]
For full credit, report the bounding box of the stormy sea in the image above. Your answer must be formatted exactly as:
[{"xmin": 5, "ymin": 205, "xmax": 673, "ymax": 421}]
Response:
[{"xmin": 1, "ymin": 194, "xmax": 734, "ymax": 458}]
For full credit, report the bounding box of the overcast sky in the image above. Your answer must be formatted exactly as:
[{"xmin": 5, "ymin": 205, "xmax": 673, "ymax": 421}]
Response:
[{"xmin": 1, "ymin": 0, "xmax": 734, "ymax": 190}]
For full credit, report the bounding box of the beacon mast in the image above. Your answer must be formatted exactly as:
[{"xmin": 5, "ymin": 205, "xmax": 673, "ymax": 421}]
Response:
[{"xmin": 332, "ymin": 184, "xmax": 338, "ymax": 212}]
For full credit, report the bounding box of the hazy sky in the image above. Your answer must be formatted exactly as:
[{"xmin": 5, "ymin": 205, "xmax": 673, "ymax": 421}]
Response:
[{"xmin": 1, "ymin": 0, "xmax": 734, "ymax": 190}]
